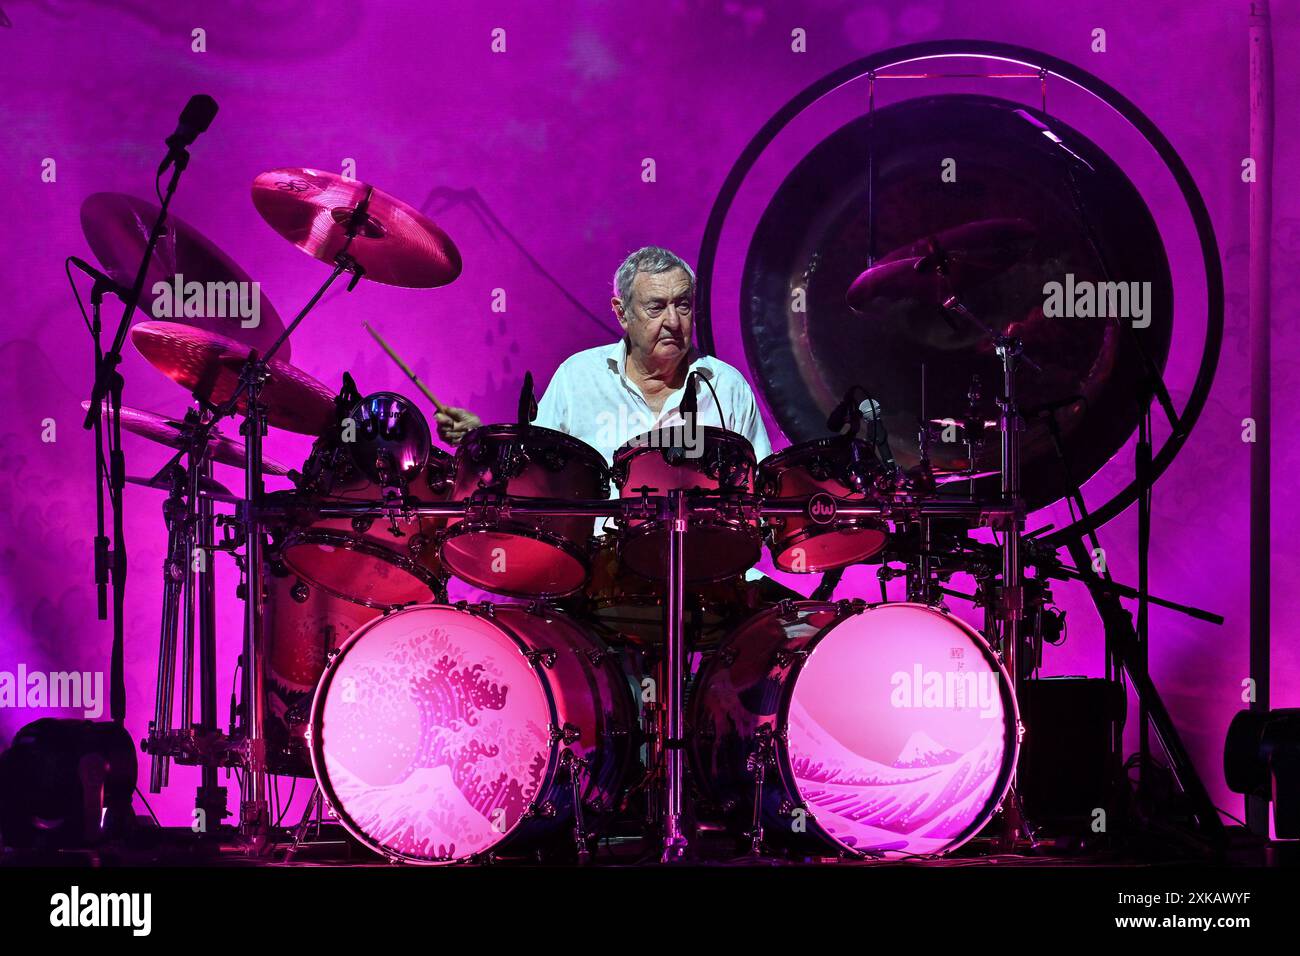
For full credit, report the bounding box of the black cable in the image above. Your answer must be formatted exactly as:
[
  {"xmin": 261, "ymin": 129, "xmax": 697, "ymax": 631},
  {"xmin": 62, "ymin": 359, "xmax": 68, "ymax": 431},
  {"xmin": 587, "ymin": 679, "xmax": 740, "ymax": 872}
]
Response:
[
  {"xmin": 698, "ymin": 373, "xmax": 728, "ymax": 430},
  {"xmin": 65, "ymin": 257, "xmax": 95, "ymax": 335}
]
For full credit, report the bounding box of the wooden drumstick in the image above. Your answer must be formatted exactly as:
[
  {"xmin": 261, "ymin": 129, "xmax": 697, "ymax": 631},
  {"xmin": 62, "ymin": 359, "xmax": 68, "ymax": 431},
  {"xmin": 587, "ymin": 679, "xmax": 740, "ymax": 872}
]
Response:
[{"xmin": 362, "ymin": 321, "xmax": 447, "ymax": 415}]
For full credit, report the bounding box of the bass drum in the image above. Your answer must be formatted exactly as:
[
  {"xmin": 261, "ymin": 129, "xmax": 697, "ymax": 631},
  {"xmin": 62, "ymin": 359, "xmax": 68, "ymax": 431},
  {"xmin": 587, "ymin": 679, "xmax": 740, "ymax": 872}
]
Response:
[
  {"xmin": 691, "ymin": 601, "xmax": 1018, "ymax": 858},
  {"xmin": 309, "ymin": 603, "xmax": 636, "ymax": 863}
]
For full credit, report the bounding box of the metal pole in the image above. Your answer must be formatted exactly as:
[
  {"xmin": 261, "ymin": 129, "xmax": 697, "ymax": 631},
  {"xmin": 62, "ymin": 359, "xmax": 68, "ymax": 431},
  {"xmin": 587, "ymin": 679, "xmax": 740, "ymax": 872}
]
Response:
[
  {"xmin": 240, "ymin": 364, "xmax": 270, "ymax": 846},
  {"xmin": 1247, "ymin": 0, "xmax": 1274, "ymax": 837},
  {"xmin": 998, "ymin": 338, "xmax": 1029, "ymax": 848},
  {"xmin": 661, "ymin": 489, "xmax": 689, "ymax": 861}
]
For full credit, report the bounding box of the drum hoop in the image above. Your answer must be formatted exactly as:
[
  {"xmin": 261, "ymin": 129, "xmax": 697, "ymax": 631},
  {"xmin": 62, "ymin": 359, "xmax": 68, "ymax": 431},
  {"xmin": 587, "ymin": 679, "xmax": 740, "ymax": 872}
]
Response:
[
  {"xmin": 757, "ymin": 435, "xmax": 860, "ymax": 472},
  {"xmin": 460, "ymin": 423, "xmax": 610, "ymax": 471},
  {"xmin": 770, "ymin": 600, "xmax": 1021, "ymax": 858},
  {"xmin": 768, "ymin": 520, "xmax": 888, "ymax": 572},
  {"xmin": 281, "ymin": 528, "xmax": 438, "ymax": 610},
  {"xmin": 307, "ymin": 602, "xmax": 564, "ymax": 865},
  {"xmin": 439, "ymin": 522, "xmax": 593, "ymax": 598}
]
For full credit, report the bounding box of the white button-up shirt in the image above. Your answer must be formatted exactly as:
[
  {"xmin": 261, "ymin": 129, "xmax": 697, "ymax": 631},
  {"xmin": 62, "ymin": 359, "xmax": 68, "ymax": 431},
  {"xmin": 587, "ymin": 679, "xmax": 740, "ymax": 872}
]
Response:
[
  {"xmin": 535, "ymin": 343, "xmax": 774, "ymax": 574},
  {"xmin": 534, "ymin": 340, "xmax": 772, "ymax": 537},
  {"xmin": 534, "ymin": 339, "xmax": 772, "ymax": 469}
]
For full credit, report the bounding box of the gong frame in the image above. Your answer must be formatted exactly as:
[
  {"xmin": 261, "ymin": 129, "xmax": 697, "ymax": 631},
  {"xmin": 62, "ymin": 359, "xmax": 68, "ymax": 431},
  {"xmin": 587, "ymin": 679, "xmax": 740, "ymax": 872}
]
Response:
[{"xmin": 695, "ymin": 39, "xmax": 1224, "ymax": 548}]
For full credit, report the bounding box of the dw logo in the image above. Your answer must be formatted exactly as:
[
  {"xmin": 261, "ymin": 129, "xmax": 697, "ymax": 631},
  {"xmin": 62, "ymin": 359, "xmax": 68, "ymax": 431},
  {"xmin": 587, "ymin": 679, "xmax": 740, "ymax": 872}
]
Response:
[{"xmin": 806, "ymin": 492, "xmax": 837, "ymax": 525}]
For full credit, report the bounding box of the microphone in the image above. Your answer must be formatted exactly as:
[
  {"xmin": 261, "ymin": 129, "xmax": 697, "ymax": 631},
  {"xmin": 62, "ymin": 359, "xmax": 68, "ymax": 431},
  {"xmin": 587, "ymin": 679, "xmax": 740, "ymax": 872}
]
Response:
[
  {"xmin": 861, "ymin": 398, "xmax": 896, "ymax": 467},
  {"xmin": 158, "ymin": 94, "xmax": 219, "ymax": 175},
  {"xmin": 826, "ymin": 386, "xmax": 865, "ymax": 434},
  {"xmin": 69, "ymin": 256, "xmax": 131, "ymax": 303},
  {"xmin": 680, "ymin": 369, "xmax": 699, "ymax": 420},
  {"xmin": 517, "ymin": 370, "xmax": 537, "ymax": 426}
]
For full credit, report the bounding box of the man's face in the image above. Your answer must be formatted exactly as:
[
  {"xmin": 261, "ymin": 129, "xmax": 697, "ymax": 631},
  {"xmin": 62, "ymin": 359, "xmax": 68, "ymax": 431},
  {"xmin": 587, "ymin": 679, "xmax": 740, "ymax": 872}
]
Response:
[{"xmin": 614, "ymin": 268, "xmax": 693, "ymax": 367}]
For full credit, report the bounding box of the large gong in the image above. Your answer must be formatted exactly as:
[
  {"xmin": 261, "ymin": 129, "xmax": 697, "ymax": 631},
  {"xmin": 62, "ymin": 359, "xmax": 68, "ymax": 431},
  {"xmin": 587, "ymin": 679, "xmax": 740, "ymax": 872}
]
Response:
[{"xmin": 739, "ymin": 94, "xmax": 1174, "ymax": 512}]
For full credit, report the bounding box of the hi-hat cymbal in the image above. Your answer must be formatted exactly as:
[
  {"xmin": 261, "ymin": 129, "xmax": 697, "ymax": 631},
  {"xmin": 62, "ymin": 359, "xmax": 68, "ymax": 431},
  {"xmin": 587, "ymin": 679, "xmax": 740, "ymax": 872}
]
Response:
[
  {"xmin": 79, "ymin": 192, "xmax": 287, "ymax": 356},
  {"xmin": 130, "ymin": 321, "xmax": 334, "ymax": 435},
  {"xmin": 847, "ymin": 218, "xmax": 1036, "ymax": 313},
  {"xmin": 81, "ymin": 400, "xmax": 291, "ymax": 475},
  {"xmin": 251, "ymin": 168, "xmax": 462, "ymax": 288},
  {"xmin": 126, "ymin": 473, "xmax": 240, "ymax": 503}
]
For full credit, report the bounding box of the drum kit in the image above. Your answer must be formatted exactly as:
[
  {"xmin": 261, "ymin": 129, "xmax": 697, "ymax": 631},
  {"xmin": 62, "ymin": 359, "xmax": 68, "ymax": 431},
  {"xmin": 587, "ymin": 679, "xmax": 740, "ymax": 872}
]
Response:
[{"xmin": 74, "ymin": 154, "xmax": 1197, "ymax": 866}]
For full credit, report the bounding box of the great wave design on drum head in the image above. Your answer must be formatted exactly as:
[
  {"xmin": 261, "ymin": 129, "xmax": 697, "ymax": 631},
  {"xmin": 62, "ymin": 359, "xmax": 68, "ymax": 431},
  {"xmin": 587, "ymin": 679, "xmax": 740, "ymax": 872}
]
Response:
[
  {"xmin": 691, "ymin": 601, "xmax": 1017, "ymax": 859},
  {"xmin": 786, "ymin": 604, "xmax": 1013, "ymax": 856},
  {"xmin": 311, "ymin": 606, "xmax": 551, "ymax": 863}
]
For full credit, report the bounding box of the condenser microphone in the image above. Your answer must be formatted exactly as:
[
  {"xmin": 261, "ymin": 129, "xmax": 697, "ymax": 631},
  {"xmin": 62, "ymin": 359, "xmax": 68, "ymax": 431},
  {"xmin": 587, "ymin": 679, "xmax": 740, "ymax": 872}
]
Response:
[
  {"xmin": 861, "ymin": 398, "xmax": 896, "ymax": 466},
  {"xmin": 827, "ymin": 386, "xmax": 866, "ymax": 434},
  {"xmin": 158, "ymin": 94, "xmax": 219, "ymax": 174},
  {"xmin": 517, "ymin": 370, "xmax": 537, "ymax": 425},
  {"xmin": 680, "ymin": 370, "xmax": 700, "ymax": 420},
  {"xmin": 68, "ymin": 256, "xmax": 131, "ymax": 303}
]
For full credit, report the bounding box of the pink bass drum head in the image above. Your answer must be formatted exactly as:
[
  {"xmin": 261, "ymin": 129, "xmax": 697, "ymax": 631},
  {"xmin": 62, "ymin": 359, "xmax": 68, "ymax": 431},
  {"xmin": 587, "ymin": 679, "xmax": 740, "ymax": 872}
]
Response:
[
  {"xmin": 309, "ymin": 605, "xmax": 552, "ymax": 863},
  {"xmin": 787, "ymin": 603, "xmax": 1017, "ymax": 856}
]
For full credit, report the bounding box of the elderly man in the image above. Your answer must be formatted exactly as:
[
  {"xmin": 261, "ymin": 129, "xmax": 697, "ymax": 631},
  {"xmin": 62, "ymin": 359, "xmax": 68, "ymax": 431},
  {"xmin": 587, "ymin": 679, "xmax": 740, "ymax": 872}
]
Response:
[{"xmin": 435, "ymin": 246, "xmax": 772, "ymax": 467}]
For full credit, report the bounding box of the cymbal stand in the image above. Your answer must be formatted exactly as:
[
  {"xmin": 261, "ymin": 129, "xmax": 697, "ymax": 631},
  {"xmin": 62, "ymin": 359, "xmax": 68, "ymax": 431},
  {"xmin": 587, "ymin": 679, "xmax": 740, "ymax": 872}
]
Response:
[
  {"xmin": 230, "ymin": 254, "xmax": 362, "ymax": 847},
  {"xmin": 942, "ymin": 293, "xmax": 1036, "ymax": 850}
]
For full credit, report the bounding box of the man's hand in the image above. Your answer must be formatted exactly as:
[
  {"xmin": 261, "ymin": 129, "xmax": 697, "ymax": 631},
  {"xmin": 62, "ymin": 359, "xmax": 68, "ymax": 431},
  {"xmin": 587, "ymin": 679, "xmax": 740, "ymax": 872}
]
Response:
[{"xmin": 435, "ymin": 406, "xmax": 482, "ymax": 446}]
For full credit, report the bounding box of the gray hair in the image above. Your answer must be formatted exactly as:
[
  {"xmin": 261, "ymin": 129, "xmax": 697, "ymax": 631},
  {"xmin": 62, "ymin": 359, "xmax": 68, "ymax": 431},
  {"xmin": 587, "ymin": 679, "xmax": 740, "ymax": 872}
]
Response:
[{"xmin": 613, "ymin": 246, "xmax": 696, "ymax": 304}]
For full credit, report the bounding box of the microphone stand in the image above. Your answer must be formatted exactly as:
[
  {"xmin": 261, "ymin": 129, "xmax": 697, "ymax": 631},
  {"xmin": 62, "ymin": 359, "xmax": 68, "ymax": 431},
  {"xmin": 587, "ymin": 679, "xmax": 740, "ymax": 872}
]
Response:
[{"xmin": 82, "ymin": 146, "xmax": 192, "ymax": 728}]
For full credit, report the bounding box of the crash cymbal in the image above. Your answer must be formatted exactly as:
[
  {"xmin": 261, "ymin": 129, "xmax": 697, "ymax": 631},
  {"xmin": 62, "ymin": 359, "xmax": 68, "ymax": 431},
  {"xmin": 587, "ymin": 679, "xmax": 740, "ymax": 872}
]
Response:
[
  {"xmin": 129, "ymin": 321, "xmax": 334, "ymax": 435},
  {"xmin": 847, "ymin": 218, "xmax": 1036, "ymax": 313},
  {"xmin": 81, "ymin": 400, "xmax": 291, "ymax": 475},
  {"xmin": 79, "ymin": 193, "xmax": 287, "ymax": 356},
  {"xmin": 126, "ymin": 473, "xmax": 240, "ymax": 503},
  {"xmin": 251, "ymin": 168, "xmax": 462, "ymax": 288}
]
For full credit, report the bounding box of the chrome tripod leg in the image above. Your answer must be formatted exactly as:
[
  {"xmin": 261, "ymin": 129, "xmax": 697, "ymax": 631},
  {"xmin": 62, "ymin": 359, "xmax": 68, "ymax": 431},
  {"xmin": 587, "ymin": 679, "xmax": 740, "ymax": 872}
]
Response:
[{"xmin": 285, "ymin": 785, "xmax": 323, "ymax": 861}]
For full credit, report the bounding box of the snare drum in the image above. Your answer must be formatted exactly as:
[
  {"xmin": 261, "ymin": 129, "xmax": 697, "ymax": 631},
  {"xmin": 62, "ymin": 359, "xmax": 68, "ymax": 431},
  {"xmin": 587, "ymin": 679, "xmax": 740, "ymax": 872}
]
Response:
[
  {"xmin": 439, "ymin": 424, "xmax": 609, "ymax": 598},
  {"xmin": 309, "ymin": 603, "xmax": 636, "ymax": 863},
  {"xmin": 690, "ymin": 601, "xmax": 1018, "ymax": 858},
  {"xmin": 758, "ymin": 436, "xmax": 891, "ymax": 572},
  {"xmin": 611, "ymin": 426, "xmax": 759, "ymax": 582}
]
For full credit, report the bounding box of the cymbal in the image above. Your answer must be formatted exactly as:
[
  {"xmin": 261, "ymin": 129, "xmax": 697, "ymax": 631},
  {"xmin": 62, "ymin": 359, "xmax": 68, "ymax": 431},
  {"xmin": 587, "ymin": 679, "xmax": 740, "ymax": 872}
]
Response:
[
  {"xmin": 130, "ymin": 321, "xmax": 334, "ymax": 435},
  {"xmin": 126, "ymin": 473, "xmax": 240, "ymax": 503},
  {"xmin": 81, "ymin": 400, "xmax": 291, "ymax": 475},
  {"xmin": 847, "ymin": 218, "xmax": 1036, "ymax": 313},
  {"xmin": 79, "ymin": 192, "xmax": 287, "ymax": 356},
  {"xmin": 250, "ymin": 168, "xmax": 462, "ymax": 288}
]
